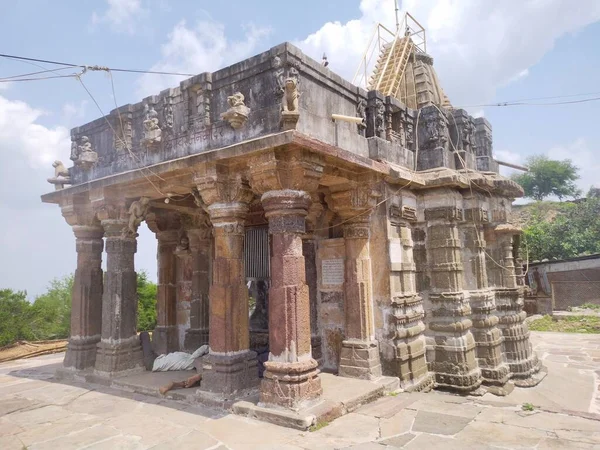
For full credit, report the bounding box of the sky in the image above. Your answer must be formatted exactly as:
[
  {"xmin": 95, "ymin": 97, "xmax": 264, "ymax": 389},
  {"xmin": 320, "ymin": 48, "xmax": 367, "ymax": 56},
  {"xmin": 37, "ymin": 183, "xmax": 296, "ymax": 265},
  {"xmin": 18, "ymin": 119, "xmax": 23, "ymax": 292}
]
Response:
[{"xmin": 1, "ymin": 0, "xmax": 599, "ymax": 298}]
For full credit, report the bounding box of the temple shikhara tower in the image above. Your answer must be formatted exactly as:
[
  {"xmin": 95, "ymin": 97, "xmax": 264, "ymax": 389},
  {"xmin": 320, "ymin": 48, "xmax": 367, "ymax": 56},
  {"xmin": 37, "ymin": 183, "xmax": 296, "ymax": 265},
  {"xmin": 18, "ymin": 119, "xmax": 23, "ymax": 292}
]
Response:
[{"xmin": 43, "ymin": 11, "xmax": 543, "ymax": 427}]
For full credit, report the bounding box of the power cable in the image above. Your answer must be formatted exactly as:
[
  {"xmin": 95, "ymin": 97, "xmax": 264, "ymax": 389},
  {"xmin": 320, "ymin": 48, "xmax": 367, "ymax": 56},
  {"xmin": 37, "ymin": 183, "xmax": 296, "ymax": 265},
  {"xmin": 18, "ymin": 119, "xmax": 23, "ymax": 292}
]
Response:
[{"xmin": 0, "ymin": 53, "xmax": 195, "ymax": 77}]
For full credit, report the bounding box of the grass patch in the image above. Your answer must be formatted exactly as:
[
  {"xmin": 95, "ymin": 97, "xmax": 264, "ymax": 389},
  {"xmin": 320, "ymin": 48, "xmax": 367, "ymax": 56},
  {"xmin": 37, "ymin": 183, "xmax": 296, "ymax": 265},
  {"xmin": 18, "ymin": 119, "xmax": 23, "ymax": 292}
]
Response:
[
  {"xmin": 522, "ymin": 403, "xmax": 535, "ymax": 412},
  {"xmin": 387, "ymin": 391, "xmax": 400, "ymax": 397},
  {"xmin": 309, "ymin": 420, "xmax": 330, "ymax": 432},
  {"xmin": 579, "ymin": 303, "xmax": 600, "ymax": 311},
  {"xmin": 528, "ymin": 315, "xmax": 600, "ymax": 333}
]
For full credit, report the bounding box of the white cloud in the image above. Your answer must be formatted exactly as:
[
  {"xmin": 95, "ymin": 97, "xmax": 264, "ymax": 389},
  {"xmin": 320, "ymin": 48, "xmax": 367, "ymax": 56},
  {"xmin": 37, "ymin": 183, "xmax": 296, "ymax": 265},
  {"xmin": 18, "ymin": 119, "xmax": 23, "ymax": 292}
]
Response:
[
  {"xmin": 296, "ymin": 0, "xmax": 600, "ymax": 112},
  {"xmin": 0, "ymin": 96, "xmax": 70, "ymax": 168},
  {"xmin": 0, "ymin": 95, "xmax": 73, "ymax": 297},
  {"xmin": 91, "ymin": 0, "xmax": 146, "ymax": 34},
  {"xmin": 136, "ymin": 20, "xmax": 271, "ymax": 98}
]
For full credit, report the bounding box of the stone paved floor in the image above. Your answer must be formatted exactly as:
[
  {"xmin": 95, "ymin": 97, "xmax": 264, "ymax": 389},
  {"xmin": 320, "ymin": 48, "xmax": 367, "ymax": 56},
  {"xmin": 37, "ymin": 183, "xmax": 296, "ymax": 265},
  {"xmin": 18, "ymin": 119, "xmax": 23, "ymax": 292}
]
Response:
[{"xmin": 0, "ymin": 331, "xmax": 599, "ymax": 449}]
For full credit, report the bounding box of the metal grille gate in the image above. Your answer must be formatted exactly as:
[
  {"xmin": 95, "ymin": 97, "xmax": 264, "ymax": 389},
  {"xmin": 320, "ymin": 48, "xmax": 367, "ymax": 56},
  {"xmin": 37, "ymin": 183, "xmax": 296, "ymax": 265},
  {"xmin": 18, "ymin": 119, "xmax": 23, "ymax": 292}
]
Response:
[{"xmin": 245, "ymin": 226, "xmax": 270, "ymax": 279}]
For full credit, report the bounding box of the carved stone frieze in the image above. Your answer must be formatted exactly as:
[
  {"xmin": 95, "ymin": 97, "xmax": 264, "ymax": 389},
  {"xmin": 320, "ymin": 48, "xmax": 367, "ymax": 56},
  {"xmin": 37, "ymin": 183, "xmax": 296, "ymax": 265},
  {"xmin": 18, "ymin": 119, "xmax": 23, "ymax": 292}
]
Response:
[
  {"xmin": 464, "ymin": 207, "xmax": 489, "ymax": 223},
  {"xmin": 424, "ymin": 206, "xmax": 464, "ymax": 222},
  {"xmin": 268, "ymin": 215, "xmax": 306, "ymax": 234},
  {"xmin": 343, "ymin": 222, "xmax": 370, "ymax": 239},
  {"xmin": 390, "ymin": 204, "xmax": 417, "ymax": 224}
]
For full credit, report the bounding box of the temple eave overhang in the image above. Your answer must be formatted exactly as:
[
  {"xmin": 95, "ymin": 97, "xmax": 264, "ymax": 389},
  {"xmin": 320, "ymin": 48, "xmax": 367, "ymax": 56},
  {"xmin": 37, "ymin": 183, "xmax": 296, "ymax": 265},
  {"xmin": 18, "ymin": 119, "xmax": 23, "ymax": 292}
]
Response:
[{"xmin": 41, "ymin": 130, "xmax": 521, "ymax": 206}]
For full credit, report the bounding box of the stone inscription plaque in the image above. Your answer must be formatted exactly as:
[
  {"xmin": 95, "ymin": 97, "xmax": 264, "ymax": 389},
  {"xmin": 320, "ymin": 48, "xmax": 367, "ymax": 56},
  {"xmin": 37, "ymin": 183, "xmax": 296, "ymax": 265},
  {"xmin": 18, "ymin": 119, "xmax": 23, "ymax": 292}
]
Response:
[
  {"xmin": 389, "ymin": 241, "xmax": 403, "ymax": 264},
  {"xmin": 322, "ymin": 259, "xmax": 344, "ymax": 285}
]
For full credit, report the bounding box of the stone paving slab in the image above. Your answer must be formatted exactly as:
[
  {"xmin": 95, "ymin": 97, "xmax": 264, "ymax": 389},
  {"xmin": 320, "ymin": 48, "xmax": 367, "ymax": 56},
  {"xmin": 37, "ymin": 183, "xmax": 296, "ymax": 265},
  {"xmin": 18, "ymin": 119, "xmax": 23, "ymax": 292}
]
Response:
[{"xmin": 0, "ymin": 332, "xmax": 599, "ymax": 449}]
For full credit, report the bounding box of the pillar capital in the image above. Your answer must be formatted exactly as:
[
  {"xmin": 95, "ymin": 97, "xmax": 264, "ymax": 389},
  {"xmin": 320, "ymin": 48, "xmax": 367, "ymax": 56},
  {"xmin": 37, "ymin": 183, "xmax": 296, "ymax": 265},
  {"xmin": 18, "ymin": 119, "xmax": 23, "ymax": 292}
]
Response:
[
  {"xmin": 329, "ymin": 182, "xmax": 381, "ymax": 222},
  {"xmin": 261, "ymin": 189, "xmax": 311, "ymax": 234},
  {"xmin": 194, "ymin": 164, "xmax": 254, "ymax": 208},
  {"xmin": 248, "ymin": 148, "xmax": 323, "ymax": 195}
]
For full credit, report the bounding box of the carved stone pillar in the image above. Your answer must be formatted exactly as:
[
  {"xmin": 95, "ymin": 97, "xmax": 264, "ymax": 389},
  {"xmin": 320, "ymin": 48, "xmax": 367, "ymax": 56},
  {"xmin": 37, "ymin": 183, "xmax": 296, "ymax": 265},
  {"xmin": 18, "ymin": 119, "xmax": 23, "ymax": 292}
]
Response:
[
  {"xmin": 94, "ymin": 204, "xmax": 143, "ymax": 375},
  {"xmin": 195, "ymin": 169, "xmax": 258, "ymax": 395},
  {"xmin": 248, "ymin": 148, "xmax": 324, "ymax": 409},
  {"xmin": 462, "ymin": 207, "xmax": 510, "ymax": 388},
  {"xmin": 259, "ymin": 190, "xmax": 322, "ymax": 408},
  {"xmin": 425, "ymin": 204, "xmax": 481, "ymax": 392},
  {"xmin": 330, "ymin": 184, "xmax": 382, "ymax": 380},
  {"xmin": 146, "ymin": 210, "xmax": 181, "ymax": 355},
  {"xmin": 61, "ymin": 203, "xmax": 104, "ymax": 371},
  {"xmin": 494, "ymin": 229, "xmax": 541, "ymax": 385},
  {"xmin": 388, "ymin": 202, "xmax": 433, "ymax": 391},
  {"xmin": 185, "ymin": 223, "xmax": 212, "ymax": 350}
]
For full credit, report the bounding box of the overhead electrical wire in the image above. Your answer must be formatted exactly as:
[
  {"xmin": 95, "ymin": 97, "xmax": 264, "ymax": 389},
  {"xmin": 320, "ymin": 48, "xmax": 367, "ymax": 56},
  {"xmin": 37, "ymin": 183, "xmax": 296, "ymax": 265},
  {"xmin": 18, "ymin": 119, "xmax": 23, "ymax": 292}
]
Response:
[{"xmin": 0, "ymin": 52, "xmax": 195, "ymax": 77}]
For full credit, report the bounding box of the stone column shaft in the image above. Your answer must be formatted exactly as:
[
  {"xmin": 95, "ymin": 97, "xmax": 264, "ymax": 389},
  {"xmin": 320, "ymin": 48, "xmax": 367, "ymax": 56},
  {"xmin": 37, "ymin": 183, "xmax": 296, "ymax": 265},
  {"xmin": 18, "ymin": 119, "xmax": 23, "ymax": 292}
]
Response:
[
  {"xmin": 95, "ymin": 219, "xmax": 143, "ymax": 374},
  {"xmin": 154, "ymin": 230, "xmax": 179, "ymax": 354},
  {"xmin": 64, "ymin": 225, "xmax": 104, "ymax": 370},
  {"xmin": 425, "ymin": 206, "xmax": 481, "ymax": 392},
  {"xmin": 260, "ymin": 190, "xmax": 322, "ymax": 409},
  {"xmin": 201, "ymin": 202, "xmax": 257, "ymax": 395},
  {"xmin": 462, "ymin": 211, "xmax": 510, "ymax": 389},
  {"xmin": 185, "ymin": 229, "xmax": 211, "ymax": 350},
  {"xmin": 495, "ymin": 233, "xmax": 541, "ymax": 385},
  {"xmin": 338, "ymin": 218, "xmax": 382, "ymax": 380},
  {"xmin": 389, "ymin": 217, "xmax": 433, "ymax": 392}
]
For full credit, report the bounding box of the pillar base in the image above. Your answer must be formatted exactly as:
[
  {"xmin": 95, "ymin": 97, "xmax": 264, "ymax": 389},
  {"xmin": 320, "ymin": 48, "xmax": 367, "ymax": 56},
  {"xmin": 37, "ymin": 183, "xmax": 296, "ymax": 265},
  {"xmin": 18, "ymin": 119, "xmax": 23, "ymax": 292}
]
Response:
[
  {"xmin": 184, "ymin": 328, "xmax": 209, "ymax": 352},
  {"xmin": 64, "ymin": 335, "xmax": 101, "ymax": 371},
  {"xmin": 338, "ymin": 339, "xmax": 382, "ymax": 380},
  {"xmin": 202, "ymin": 350, "xmax": 259, "ymax": 396},
  {"xmin": 153, "ymin": 325, "xmax": 179, "ymax": 355},
  {"xmin": 260, "ymin": 358, "xmax": 322, "ymax": 410},
  {"xmin": 94, "ymin": 335, "xmax": 143, "ymax": 375}
]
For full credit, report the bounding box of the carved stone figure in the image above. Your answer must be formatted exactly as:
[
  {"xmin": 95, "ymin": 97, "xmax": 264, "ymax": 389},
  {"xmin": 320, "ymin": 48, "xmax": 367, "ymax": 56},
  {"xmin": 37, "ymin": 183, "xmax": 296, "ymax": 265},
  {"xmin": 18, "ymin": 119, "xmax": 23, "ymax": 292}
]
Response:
[
  {"xmin": 70, "ymin": 140, "xmax": 78, "ymax": 162},
  {"xmin": 273, "ymin": 56, "xmax": 286, "ymax": 95},
  {"xmin": 175, "ymin": 235, "xmax": 190, "ymax": 253},
  {"xmin": 221, "ymin": 92, "xmax": 250, "ymax": 129},
  {"xmin": 69, "ymin": 136, "xmax": 98, "ymax": 170},
  {"xmin": 164, "ymin": 101, "xmax": 174, "ymax": 130},
  {"xmin": 47, "ymin": 160, "xmax": 71, "ymax": 190},
  {"xmin": 282, "ymin": 77, "xmax": 299, "ymax": 112},
  {"xmin": 375, "ymin": 101, "xmax": 385, "ymax": 136},
  {"xmin": 143, "ymin": 104, "xmax": 162, "ymax": 145},
  {"xmin": 125, "ymin": 197, "xmax": 150, "ymax": 237}
]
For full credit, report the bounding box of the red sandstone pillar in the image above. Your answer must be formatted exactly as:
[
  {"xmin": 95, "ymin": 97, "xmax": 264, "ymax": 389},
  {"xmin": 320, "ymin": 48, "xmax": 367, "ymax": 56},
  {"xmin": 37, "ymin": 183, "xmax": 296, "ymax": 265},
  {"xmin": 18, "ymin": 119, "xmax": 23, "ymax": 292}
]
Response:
[
  {"xmin": 260, "ymin": 190, "xmax": 322, "ymax": 409},
  {"xmin": 64, "ymin": 225, "xmax": 104, "ymax": 370},
  {"xmin": 94, "ymin": 216, "xmax": 143, "ymax": 374},
  {"xmin": 330, "ymin": 183, "xmax": 383, "ymax": 380},
  {"xmin": 196, "ymin": 170, "xmax": 258, "ymax": 396},
  {"xmin": 146, "ymin": 210, "xmax": 182, "ymax": 355}
]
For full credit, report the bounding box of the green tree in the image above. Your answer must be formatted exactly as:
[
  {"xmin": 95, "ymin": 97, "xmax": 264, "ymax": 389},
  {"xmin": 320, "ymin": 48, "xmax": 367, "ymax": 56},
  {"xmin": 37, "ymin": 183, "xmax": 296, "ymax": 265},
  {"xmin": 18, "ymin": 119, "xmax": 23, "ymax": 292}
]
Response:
[
  {"xmin": 30, "ymin": 275, "xmax": 73, "ymax": 340},
  {"xmin": 0, "ymin": 289, "xmax": 34, "ymax": 346},
  {"xmin": 523, "ymin": 197, "xmax": 600, "ymax": 261},
  {"xmin": 137, "ymin": 271, "xmax": 157, "ymax": 332},
  {"xmin": 512, "ymin": 155, "xmax": 581, "ymax": 201}
]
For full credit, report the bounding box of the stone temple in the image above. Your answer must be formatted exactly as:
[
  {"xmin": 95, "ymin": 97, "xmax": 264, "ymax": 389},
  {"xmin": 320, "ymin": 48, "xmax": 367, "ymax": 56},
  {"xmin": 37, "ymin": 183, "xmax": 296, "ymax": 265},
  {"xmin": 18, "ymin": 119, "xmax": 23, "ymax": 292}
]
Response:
[{"xmin": 42, "ymin": 16, "xmax": 543, "ymax": 421}]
